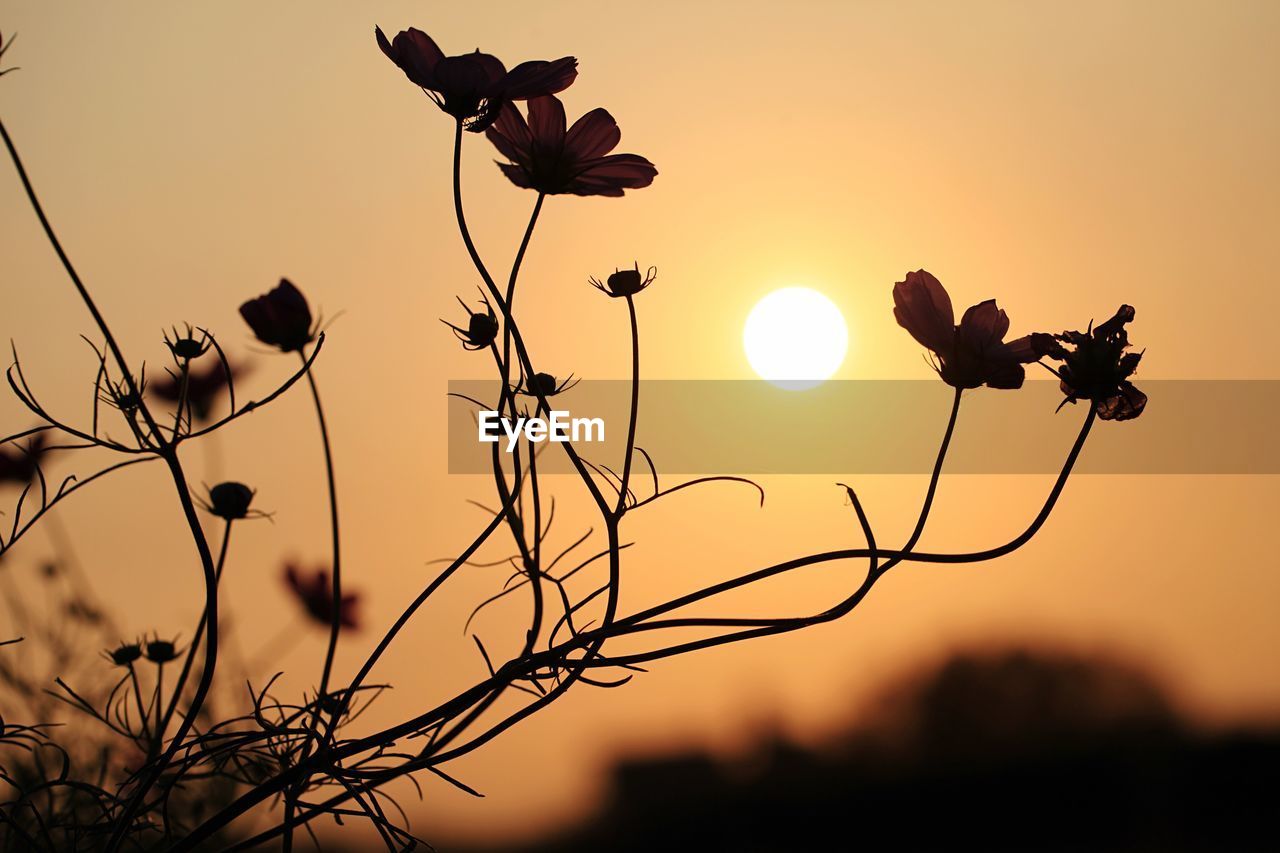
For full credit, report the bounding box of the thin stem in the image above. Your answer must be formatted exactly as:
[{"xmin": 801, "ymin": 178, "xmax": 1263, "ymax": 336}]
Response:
[
  {"xmin": 321, "ymin": 501, "xmax": 512, "ymax": 743},
  {"xmin": 449, "ymin": 120, "xmax": 610, "ymax": 516},
  {"xmin": 615, "ymin": 294, "xmax": 641, "ymax": 517},
  {"xmin": 109, "ymin": 454, "xmax": 222, "ymax": 850},
  {"xmin": 0, "ymin": 118, "xmax": 164, "ymax": 446},
  {"xmin": 1, "ymin": 117, "xmax": 224, "ymax": 849},
  {"xmin": 154, "ymin": 519, "xmax": 234, "ymax": 754},
  {"xmin": 301, "ymin": 352, "xmax": 343, "ymax": 702},
  {"xmin": 177, "ymin": 403, "xmax": 1096, "ymax": 850}
]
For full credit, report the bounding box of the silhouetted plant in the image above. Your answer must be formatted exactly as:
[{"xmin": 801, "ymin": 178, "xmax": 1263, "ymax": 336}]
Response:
[{"xmin": 0, "ymin": 20, "xmax": 1150, "ymax": 852}]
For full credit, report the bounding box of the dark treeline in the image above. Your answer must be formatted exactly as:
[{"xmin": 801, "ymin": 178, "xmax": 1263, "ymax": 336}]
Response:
[{"xmin": 474, "ymin": 648, "xmax": 1277, "ymax": 852}]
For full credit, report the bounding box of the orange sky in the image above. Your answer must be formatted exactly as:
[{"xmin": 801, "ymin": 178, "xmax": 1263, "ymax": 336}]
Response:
[{"xmin": 2, "ymin": 1, "xmax": 1278, "ymax": 845}]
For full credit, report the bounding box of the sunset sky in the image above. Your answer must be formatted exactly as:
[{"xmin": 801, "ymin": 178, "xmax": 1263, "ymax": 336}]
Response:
[{"xmin": 2, "ymin": 1, "xmax": 1278, "ymax": 845}]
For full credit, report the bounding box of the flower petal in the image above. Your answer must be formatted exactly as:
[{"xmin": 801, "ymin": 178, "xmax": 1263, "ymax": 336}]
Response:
[
  {"xmin": 892, "ymin": 270, "xmax": 955, "ymax": 355},
  {"xmin": 1006, "ymin": 332, "xmax": 1058, "ymax": 363},
  {"xmin": 565, "ymin": 108, "xmax": 621, "ymax": 160},
  {"xmin": 503, "ymin": 56, "xmax": 578, "ymax": 100},
  {"xmin": 376, "ymin": 26, "xmax": 444, "ymax": 90},
  {"xmin": 526, "ymin": 95, "xmax": 567, "ymax": 145},
  {"xmin": 1098, "ymin": 381, "xmax": 1147, "ymax": 421},
  {"xmin": 486, "ymin": 102, "xmax": 532, "ymax": 165},
  {"xmin": 495, "ymin": 161, "xmax": 536, "ymax": 190},
  {"xmin": 567, "ymin": 154, "xmax": 658, "ymax": 196},
  {"xmin": 958, "ymin": 299, "xmax": 1011, "ymax": 353}
]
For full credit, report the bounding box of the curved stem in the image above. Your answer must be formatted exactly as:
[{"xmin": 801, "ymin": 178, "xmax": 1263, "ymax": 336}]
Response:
[
  {"xmin": 154, "ymin": 519, "xmax": 233, "ymax": 754},
  {"xmin": 177, "ymin": 402, "xmax": 1096, "ymax": 849},
  {"xmin": 0, "ymin": 118, "xmax": 164, "ymax": 447},
  {"xmin": 111, "ymin": 452, "xmax": 220, "ymax": 850},
  {"xmin": 1, "ymin": 118, "xmax": 224, "ymax": 850},
  {"xmin": 449, "ymin": 120, "xmax": 610, "ymax": 516}
]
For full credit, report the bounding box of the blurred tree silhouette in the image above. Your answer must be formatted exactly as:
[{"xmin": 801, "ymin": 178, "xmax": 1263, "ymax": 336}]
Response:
[{"xmin": 503, "ymin": 648, "xmax": 1276, "ymax": 853}]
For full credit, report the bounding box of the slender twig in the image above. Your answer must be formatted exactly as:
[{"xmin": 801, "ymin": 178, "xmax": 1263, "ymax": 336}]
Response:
[{"xmin": 154, "ymin": 519, "xmax": 234, "ymax": 755}]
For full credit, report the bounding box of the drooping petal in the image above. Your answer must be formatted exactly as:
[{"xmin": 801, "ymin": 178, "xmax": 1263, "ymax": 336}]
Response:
[
  {"xmin": 1098, "ymin": 381, "xmax": 1147, "ymax": 421},
  {"xmin": 376, "ymin": 26, "xmax": 444, "ymax": 90},
  {"xmin": 495, "ymin": 161, "xmax": 537, "ymax": 190},
  {"xmin": 567, "ymin": 154, "xmax": 658, "ymax": 196},
  {"xmin": 486, "ymin": 101, "xmax": 533, "ymax": 166},
  {"xmin": 1093, "ymin": 304, "xmax": 1136, "ymax": 341},
  {"xmin": 892, "ymin": 270, "xmax": 955, "ymax": 355},
  {"xmin": 526, "ymin": 95, "xmax": 567, "ymax": 145},
  {"xmin": 1006, "ymin": 332, "xmax": 1059, "ymax": 363},
  {"xmin": 503, "ymin": 56, "xmax": 578, "ymax": 99},
  {"xmin": 564, "ymin": 108, "xmax": 622, "ymax": 160}
]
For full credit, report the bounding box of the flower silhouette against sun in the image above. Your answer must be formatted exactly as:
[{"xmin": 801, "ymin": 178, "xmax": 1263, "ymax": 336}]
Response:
[
  {"xmin": 1034, "ymin": 305, "xmax": 1147, "ymax": 421},
  {"xmin": 893, "ymin": 269, "xmax": 1039, "ymax": 390},
  {"xmin": 487, "ymin": 95, "xmax": 657, "ymax": 197},
  {"xmin": 375, "ymin": 26, "xmax": 577, "ymax": 132},
  {"xmin": 284, "ymin": 563, "xmax": 361, "ymax": 630}
]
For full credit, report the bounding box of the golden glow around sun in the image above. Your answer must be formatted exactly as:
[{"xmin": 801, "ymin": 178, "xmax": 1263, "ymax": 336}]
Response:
[{"xmin": 743, "ymin": 287, "xmax": 849, "ymax": 390}]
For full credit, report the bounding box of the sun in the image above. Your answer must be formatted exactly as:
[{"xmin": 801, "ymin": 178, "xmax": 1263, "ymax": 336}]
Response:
[{"xmin": 744, "ymin": 287, "xmax": 849, "ymax": 390}]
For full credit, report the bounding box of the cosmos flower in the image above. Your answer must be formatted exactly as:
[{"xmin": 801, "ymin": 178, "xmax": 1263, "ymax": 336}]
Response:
[
  {"xmin": 517, "ymin": 373, "xmax": 578, "ymax": 398},
  {"xmin": 376, "ymin": 26, "xmax": 577, "ymax": 132},
  {"xmin": 284, "ymin": 563, "xmax": 360, "ymax": 630},
  {"xmin": 239, "ymin": 279, "xmax": 316, "ymax": 353},
  {"xmin": 442, "ymin": 297, "xmax": 499, "ymax": 350},
  {"xmin": 486, "ymin": 95, "xmax": 657, "ymax": 197},
  {"xmin": 1035, "ymin": 305, "xmax": 1147, "ymax": 421},
  {"xmin": 105, "ymin": 642, "xmax": 142, "ymax": 667},
  {"xmin": 144, "ymin": 638, "xmax": 180, "ymax": 664},
  {"xmin": 200, "ymin": 482, "xmax": 256, "ymax": 521},
  {"xmin": 164, "ymin": 325, "xmax": 212, "ymax": 362},
  {"xmin": 591, "ymin": 263, "xmax": 657, "ymax": 298},
  {"xmin": 893, "ymin": 270, "xmax": 1038, "ymax": 390}
]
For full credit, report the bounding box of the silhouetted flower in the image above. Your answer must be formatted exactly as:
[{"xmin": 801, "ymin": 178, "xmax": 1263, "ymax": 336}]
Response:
[
  {"xmin": 893, "ymin": 270, "xmax": 1037, "ymax": 390},
  {"xmin": 487, "ymin": 96, "xmax": 657, "ymax": 197},
  {"xmin": 239, "ymin": 279, "xmax": 316, "ymax": 353},
  {"xmin": 1035, "ymin": 305, "xmax": 1147, "ymax": 421},
  {"xmin": 105, "ymin": 642, "xmax": 142, "ymax": 667},
  {"xmin": 151, "ymin": 358, "xmax": 243, "ymax": 422},
  {"xmin": 144, "ymin": 638, "xmax": 179, "ymax": 664},
  {"xmin": 201, "ymin": 482, "xmax": 256, "ymax": 520},
  {"xmin": 376, "ymin": 26, "xmax": 577, "ymax": 132},
  {"xmin": 591, "ymin": 263, "xmax": 657, "ymax": 298},
  {"xmin": 284, "ymin": 563, "xmax": 360, "ymax": 630},
  {"xmin": 0, "ymin": 434, "xmax": 47, "ymax": 487},
  {"xmin": 164, "ymin": 324, "xmax": 211, "ymax": 362},
  {"xmin": 101, "ymin": 374, "xmax": 147, "ymax": 414},
  {"xmin": 442, "ymin": 297, "xmax": 499, "ymax": 350},
  {"xmin": 518, "ymin": 372, "xmax": 578, "ymax": 397}
]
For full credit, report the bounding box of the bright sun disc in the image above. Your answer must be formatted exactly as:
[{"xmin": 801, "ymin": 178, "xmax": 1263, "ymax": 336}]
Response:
[{"xmin": 744, "ymin": 287, "xmax": 848, "ymax": 390}]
